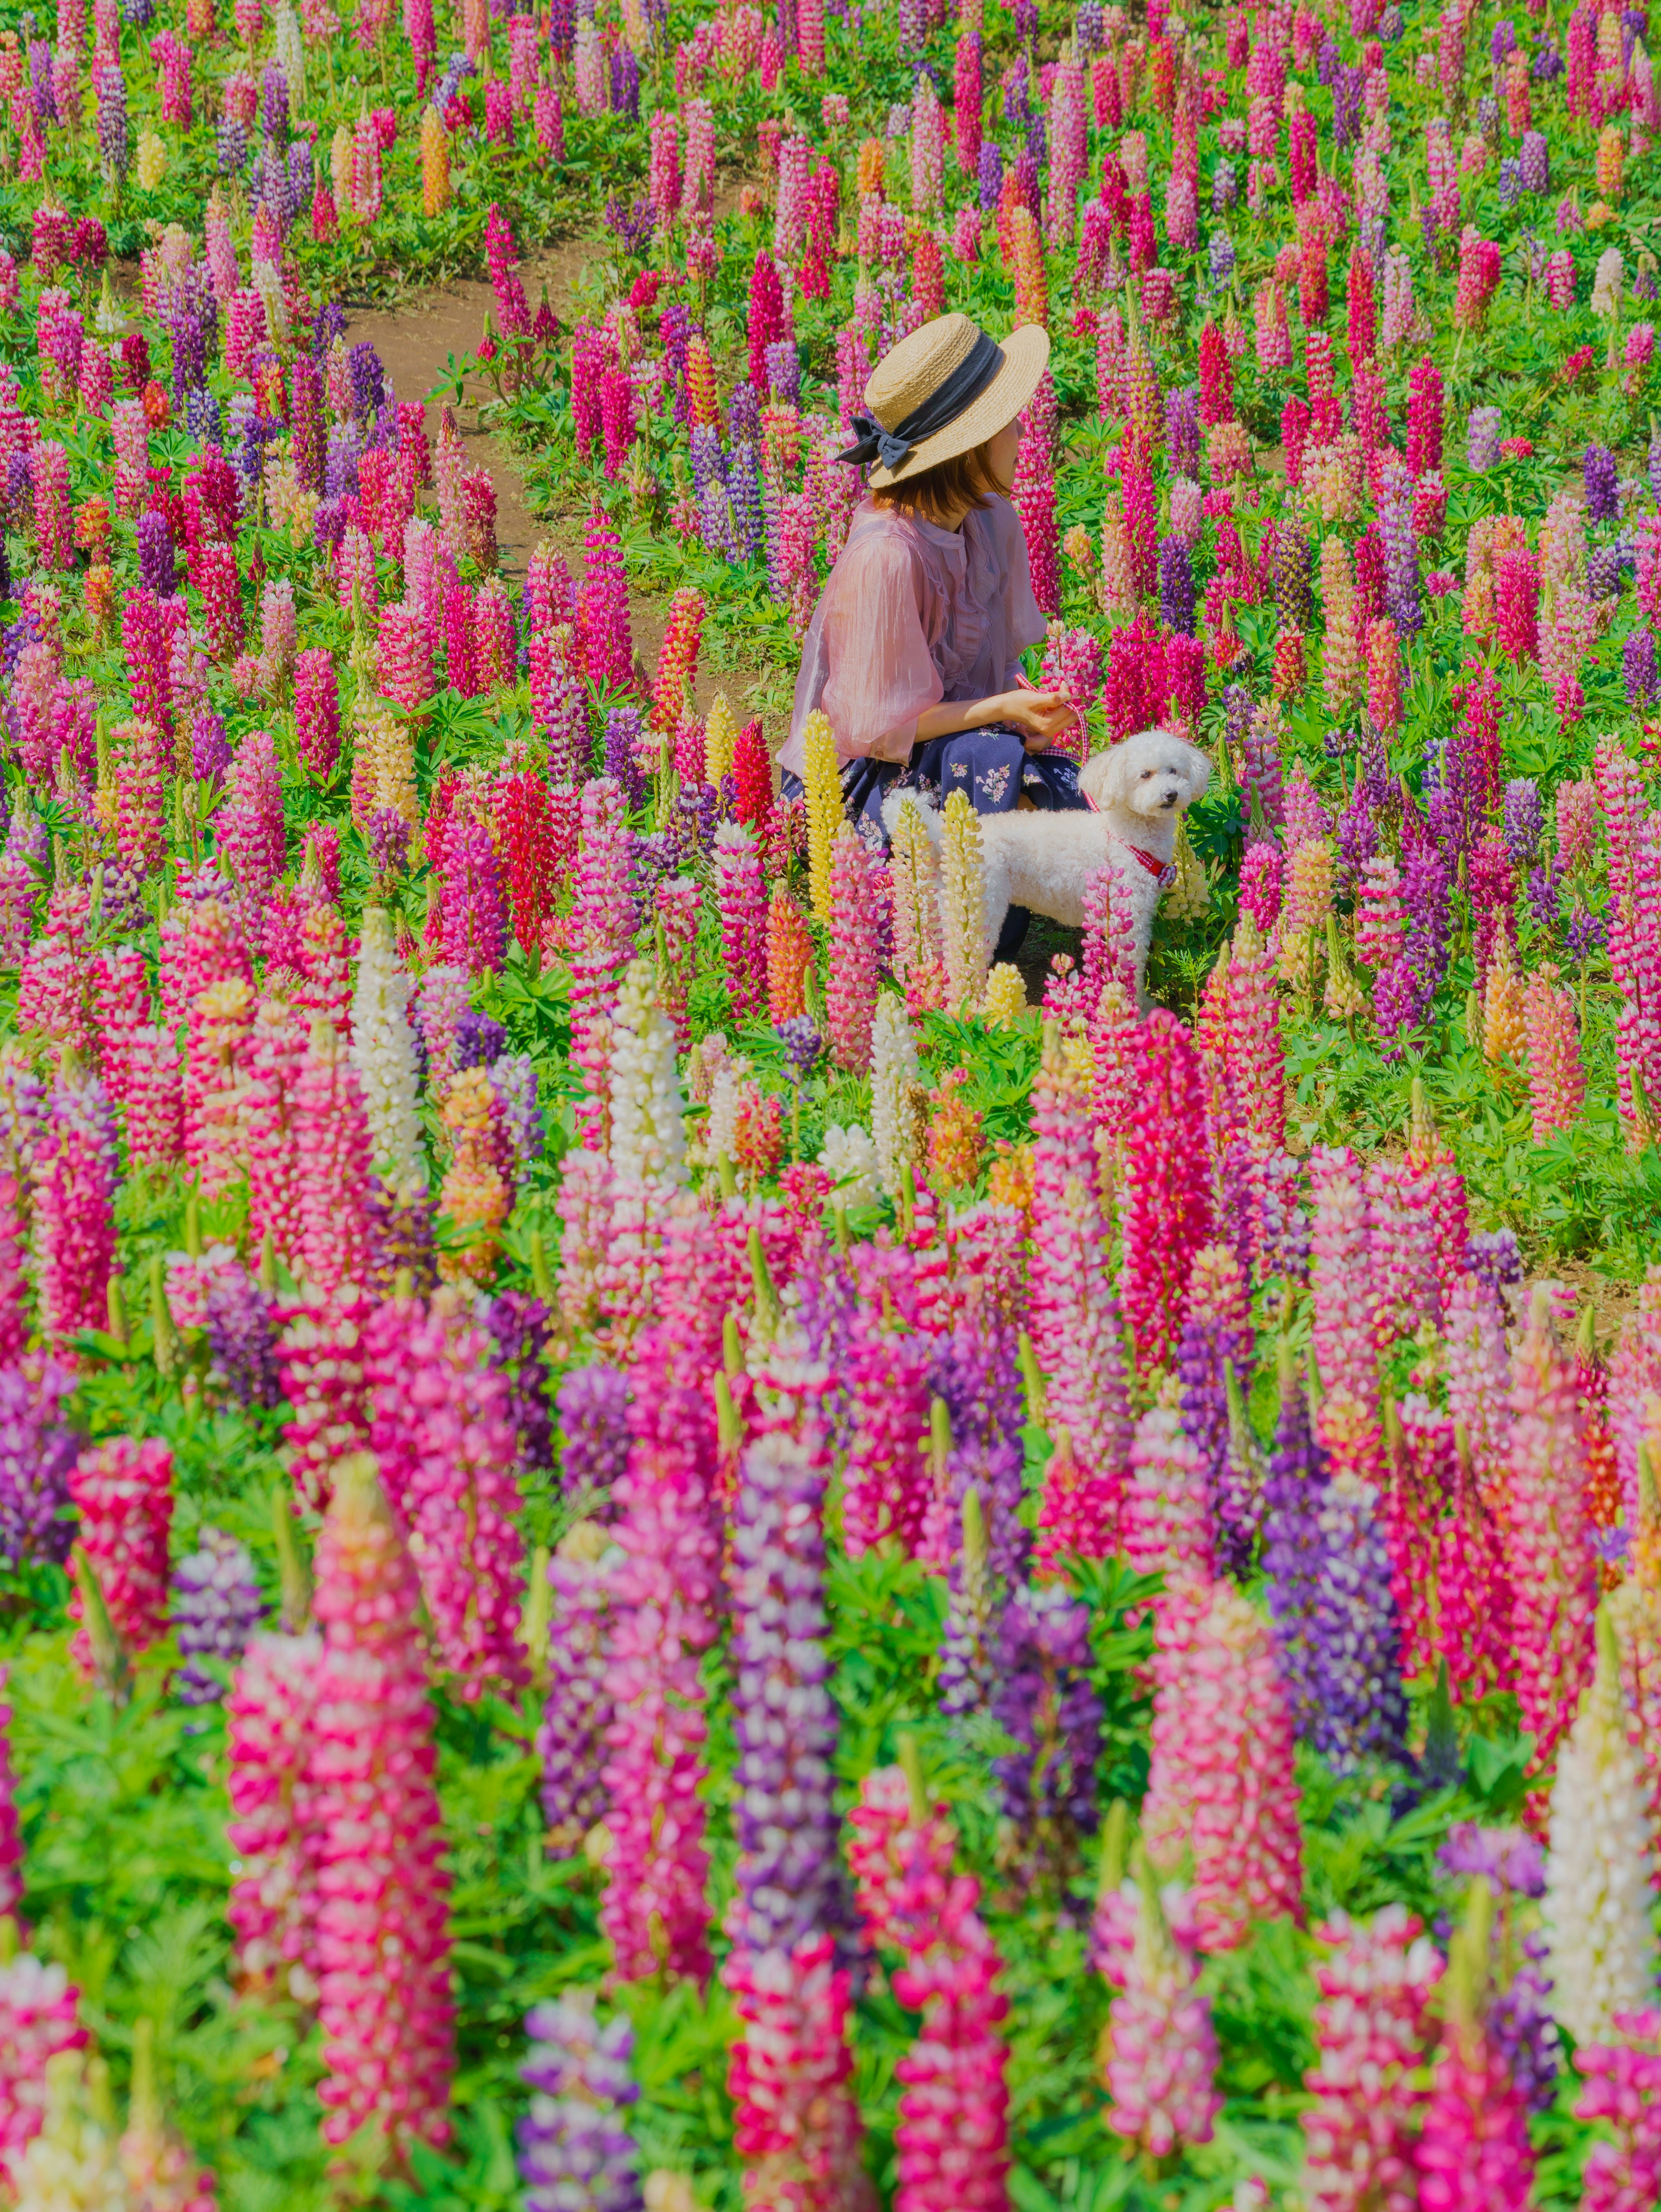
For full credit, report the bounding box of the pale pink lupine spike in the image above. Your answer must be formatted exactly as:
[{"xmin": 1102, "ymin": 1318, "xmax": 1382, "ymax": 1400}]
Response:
[
  {"xmin": 310, "ymin": 1453, "xmax": 455, "ymax": 2161},
  {"xmin": 225, "ymin": 1627, "xmax": 324, "ymax": 2003}
]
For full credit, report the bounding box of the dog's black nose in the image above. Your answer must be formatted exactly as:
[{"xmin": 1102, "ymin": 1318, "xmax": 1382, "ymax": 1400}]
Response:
[{"xmin": 1161, "ymin": 791, "xmax": 1179, "ymax": 807}]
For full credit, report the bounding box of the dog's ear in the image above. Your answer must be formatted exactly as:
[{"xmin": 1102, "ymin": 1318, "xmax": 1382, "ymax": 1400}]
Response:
[
  {"xmin": 1081, "ymin": 745, "xmax": 1130, "ymax": 810},
  {"xmin": 1177, "ymin": 738, "xmax": 1212, "ymax": 803}
]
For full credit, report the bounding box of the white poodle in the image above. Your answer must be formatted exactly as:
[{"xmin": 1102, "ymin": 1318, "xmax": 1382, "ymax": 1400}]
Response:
[{"xmin": 884, "ymin": 727, "xmax": 1211, "ymax": 1009}]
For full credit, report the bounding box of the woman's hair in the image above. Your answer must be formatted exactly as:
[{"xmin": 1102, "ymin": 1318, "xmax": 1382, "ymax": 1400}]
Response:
[{"xmin": 870, "ymin": 438, "xmax": 1004, "ymax": 523}]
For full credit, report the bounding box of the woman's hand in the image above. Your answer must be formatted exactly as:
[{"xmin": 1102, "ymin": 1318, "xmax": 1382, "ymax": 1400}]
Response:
[{"xmin": 998, "ymin": 688, "xmax": 1076, "ymax": 750}]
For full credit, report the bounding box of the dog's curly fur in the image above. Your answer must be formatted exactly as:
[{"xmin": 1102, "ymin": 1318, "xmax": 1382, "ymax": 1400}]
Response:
[{"xmin": 884, "ymin": 728, "xmax": 1211, "ymax": 1008}]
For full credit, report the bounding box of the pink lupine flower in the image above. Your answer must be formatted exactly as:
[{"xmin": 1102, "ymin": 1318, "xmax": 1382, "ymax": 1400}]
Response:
[
  {"xmin": 713, "ymin": 823, "xmax": 767, "ymax": 1021},
  {"xmin": 1577, "ymin": 2007, "xmax": 1661, "ymax": 2212},
  {"xmin": 366, "ymin": 1289, "xmax": 529, "ymax": 1700},
  {"xmin": 847, "ymin": 1764, "xmax": 1011, "ymax": 2211},
  {"xmin": 1509, "ymin": 1293, "xmax": 1597, "ymax": 1807},
  {"xmin": 226, "ymin": 1627, "xmax": 323, "ymax": 2002},
  {"xmin": 1117, "ymin": 1010, "xmax": 1212, "ymax": 1374},
  {"xmin": 725, "ymin": 1940, "xmax": 863, "ymax": 2209},
  {"xmin": 600, "ymin": 1359, "xmax": 720, "ymax": 1984},
  {"xmin": 310, "ymin": 1453, "xmax": 455, "ymax": 2161},
  {"xmin": 32, "ymin": 1066, "xmax": 116, "ymax": 1341},
  {"xmin": 566, "ymin": 778, "xmax": 638, "ymax": 1147},
  {"xmin": 0, "ymin": 1946, "xmax": 87, "ymax": 2187},
  {"xmin": 273, "ymin": 1291, "xmax": 377, "ymax": 1514},
  {"xmin": 1308, "ymin": 1146, "xmax": 1378, "ymax": 1411},
  {"xmin": 1223, "ymin": 918, "xmax": 1286, "ymax": 1146},
  {"xmin": 290, "ymin": 1018, "xmax": 375, "ymax": 1296},
  {"xmin": 1138, "ymin": 1578, "xmax": 1303, "ymax": 1951},
  {"xmin": 1094, "ymin": 1867, "xmax": 1222, "ymax": 2158},
  {"xmin": 1523, "ymin": 964, "xmax": 1586, "ymax": 1139},
  {"xmin": 1414, "ymin": 1885, "xmax": 1536, "ymax": 2208},
  {"xmin": 67, "ymin": 1437, "xmax": 172, "ymax": 1668},
  {"xmin": 1302, "ymin": 1906, "xmax": 1442, "ymax": 2209}
]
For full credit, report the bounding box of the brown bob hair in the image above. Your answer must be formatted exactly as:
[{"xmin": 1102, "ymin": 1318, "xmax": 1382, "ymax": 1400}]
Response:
[{"xmin": 869, "ymin": 438, "xmax": 1007, "ymax": 526}]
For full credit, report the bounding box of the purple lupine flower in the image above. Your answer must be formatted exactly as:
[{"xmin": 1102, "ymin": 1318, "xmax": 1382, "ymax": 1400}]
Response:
[
  {"xmin": 1399, "ymin": 842, "xmax": 1452, "ymax": 1017},
  {"xmin": 1491, "ymin": 17, "xmax": 1518, "ymax": 62},
  {"xmin": 1496, "ymin": 157, "xmax": 1523, "ymax": 208},
  {"xmin": 203, "ymin": 1270, "xmax": 280, "ymax": 1406},
  {"xmin": 1503, "ymin": 778, "xmax": 1543, "ymax": 864},
  {"xmin": 603, "ymin": 707, "xmax": 648, "ymax": 814},
  {"xmin": 483, "ymin": 1291, "xmax": 554, "ymax": 1470},
  {"xmin": 0, "ymin": 1359, "xmax": 78, "ymax": 1570},
  {"xmin": 1273, "ymin": 515, "xmax": 1313, "ymax": 626},
  {"xmin": 216, "ymin": 113, "xmax": 249, "ymax": 175},
  {"xmin": 1310, "ymin": 1469, "xmax": 1408, "ymax": 1769},
  {"xmin": 726, "ymin": 439, "xmax": 765, "ymax": 560},
  {"xmin": 183, "ymin": 385, "xmax": 219, "ymax": 447},
  {"xmin": 135, "ymin": 508, "xmax": 176, "ymax": 597},
  {"xmin": 260, "ymin": 59, "xmax": 289, "ymax": 139},
  {"xmin": 1439, "ymin": 1823, "xmax": 1560, "ymax": 2108},
  {"xmin": 931, "ymin": 1322, "xmax": 1026, "ymax": 1585},
  {"xmin": 1208, "ymin": 226, "xmax": 1237, "ymax": 284},
  {"xmin": 538, "ymin": 1543, "xmax": 617, "ymax": 1851},
  {"xmin": 1158, "ymin": 538, "xmax": 1196, "ymax": 634},
  {"xmin": 1259, "ymin": 1364, "xmax": 1330, "ymax": 1738},
  {"xmin": 1222, "ymin": 681, "xmax": 1255, "ymax": 757},
  {"xmin": 727, "ymin": 381, "xmax": 763, "ymax": 448},
  {"xmin": 1566, "ymin": 900, "xmax": 1607, "ymax": 962},
  {"xmin": 729, "ymin": 1420, "xmax": 845, "ymax": 1952},
  {"xmin": 1625, "ymin": 627, "xmax": 1659, "ymax": 705},
  {"xmin": 1377, "ymin": 460, "xmax": 1422, "ymax": 635},
  {"xmin": 1177, "ymin": 1306, "xmax": 1255, "ymax": 1573},
  {"xmin": 1477, "ymin": 93, "xmax": 1500, "ymax": 137},
  {"xmin": 323, "ymin": 422, "xmax": 362, "ymax": 503},
  {"xmin": 1527, "ymin": 858, "xmax": 1564, "ymax": 933},
  {"xmin": 518, "ymin": 1994, "xmax": 643, "ymax": 2212},
  {"xmin": 1587, "ymin": 543, "xmax": 1626, "ymax": 600},
  {"xmin": 363, "ymin": 1178, "xmax": 439, "ymax": 1297},
  {"xmin": 347, "ymin": 341, "xmax": 385, "ymax": 430},
  {"xmin": 557, "ymin": 1364, "xmax": 632, "ymax": 1511},
  {"xmin": 1336, "ymin": 787, "xmax": 1379, "ymax": 893},
  {"xmin": 763, "ymin": 339, "xmax": 799, "ymax": 405},
  {"xmin": 1584, "ymin": 443, "xmax": 1620, "ymax": 522},
  {"xmin": 1467, "ymin": 405, "xmax": 1502, "ymax": 470},
  {"xmin": 172, "ymin": 1527, "xmax": 265, "ymax": 1705},
  {"xmin": 990, "ymin": 1583, "xmax": 1102, "ymax": 1841},
  {"xmin": 491, "ymin": 1054, "xmax": 542, "ymax": 1188},
  {"xmin": 1519, "ymin": 131, "xmax": 1549, "ymax": 200},
  {"xmin": 1531, "ymin": 42, "xmax": 1563, "ymax": 81},
  {"xmin": 368, "ymin": 806, "xmax": 410, "ymax": 890},
  {"xmin": 1164, "ymin": 385, "xmax": 1200, "ymax": 479},
  {"xmin": 776, "ymin": 1015, "xmax": 822, "ymax": 1086},
  {"xmin": 95, "ymin": 64, "xmax": 128, "ymax": 181},
  {"xmin": 1332, "ymin": 61, "xmax": 1365, "ymax": 146},
  {"xmin": 1463, "ymin": 1229, "xmax": 1523, "ymax": 1305},
  {"xmin": 1212, "ymin": 161, "xmax": 1238, "ymax": 214},
  {"xmin": 1241, "ymin": 718, "xmax": 1286, "ymax": 832},
  {"xmin": 978, "ymin": 137, "xmax": 1003, "ymax": 214},
  {"xmin": 453, "ymin": 1008, "xmax": 508, "ymax": 1070},
  {"xmin": 1253, "ymin": 1146, "xmax": 1311, "ymax": 1280}
]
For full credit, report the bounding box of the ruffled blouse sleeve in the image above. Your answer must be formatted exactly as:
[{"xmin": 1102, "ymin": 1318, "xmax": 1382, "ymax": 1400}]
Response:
[{"xmin": 782, "ymin": 515, "xmax": 941, "ymax": 773}]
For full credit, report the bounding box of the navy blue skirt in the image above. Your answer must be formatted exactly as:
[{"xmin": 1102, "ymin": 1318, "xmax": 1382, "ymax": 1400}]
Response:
[{"xmin": 784, "ymin": 725, "xmax": 1087, "ymax": 854}]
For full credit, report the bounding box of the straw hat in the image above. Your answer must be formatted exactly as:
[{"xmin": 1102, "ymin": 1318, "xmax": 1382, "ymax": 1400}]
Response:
[{"xmin": 859, "ymin": 314, "xmax": 1051, "ymax": 489}]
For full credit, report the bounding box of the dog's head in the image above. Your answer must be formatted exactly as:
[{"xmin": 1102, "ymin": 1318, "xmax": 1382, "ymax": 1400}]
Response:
[{"xmin": 1080, "ymin": 729, "xmax": 1211, "ymax": 821}]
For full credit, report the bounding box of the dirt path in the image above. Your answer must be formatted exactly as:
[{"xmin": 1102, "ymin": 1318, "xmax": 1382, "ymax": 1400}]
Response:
[{"xmin": 344, "ymin": 211, "xmax": 780, "ymax": 727}]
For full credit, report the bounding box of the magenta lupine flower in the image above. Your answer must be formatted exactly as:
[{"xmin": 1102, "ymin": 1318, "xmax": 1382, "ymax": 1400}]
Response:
[
  {"xmin": 713, "ymin": 823, "xmax": 767, "ymax": 1022},
  {"xmin": 437, "ymin": 816, "xmax": 507, "ymax": 977},
  {"xmin": 67, "ymin": 1437, "xmax": 172, "ymax": 1668},
  {"xmin": 226, "ymin": 1627, "xmax": 324, "ymax": 2002},
  {"xmin": 0, "ymin": 1671, "xmax": 22, "ymax": 1931},
  {"xmin": 826, "ymin": 828, "xmax": 879, "ymax": 1074},
  {"xmin": 847, "ymin": 1764, "xmax": 1011, "ymax": 2210},
  {"xmin": 577, "ymin": 502, "xmax": 633, "ymax": 691},
  {"xmin": 310, "ymin": 1454, "xmax": 455, "ymax": 2162},
  {"xmin": 1577, "ymin": 2007, "xmax": 1661, "ymax": 2212},
  {"xmin": 215, "ymin": 726, "xmax": 286, "ymax": 910},
  {"xmin": 1594, "ymin": 739, "xmax": 1661, "ymax": 1146},
  {"xmin": 366, "ymin": 1289, "xmax": 529, "ymax": 1701},
  {"xmin": 1415, "ymin": 1888, "xmax": 1536, "ymax": 2209},
  {"xmin": 843, "ymin": 1298, "xmax": 933, "ymax": 1558}
]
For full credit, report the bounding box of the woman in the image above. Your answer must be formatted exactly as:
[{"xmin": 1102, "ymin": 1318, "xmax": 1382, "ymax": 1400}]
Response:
[{"xmin": 779, "ymin": 311, "xmax": 1084, "ymax": 954}]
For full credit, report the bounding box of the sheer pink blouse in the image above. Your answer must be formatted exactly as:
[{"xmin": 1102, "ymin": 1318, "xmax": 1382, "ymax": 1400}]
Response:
[{"xmin": 778, "ymin": 493, "xmax": 1047, "ymax": 777}]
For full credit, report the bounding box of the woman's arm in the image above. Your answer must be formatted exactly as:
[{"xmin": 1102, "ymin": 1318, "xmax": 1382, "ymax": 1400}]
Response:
[{"xmin": 915, "ymin": 687, "xmax": 1077, "ymax": 750}]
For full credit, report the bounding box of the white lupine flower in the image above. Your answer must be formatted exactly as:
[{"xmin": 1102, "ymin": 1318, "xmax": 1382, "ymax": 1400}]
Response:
[
  {"xmin": 818, "ymin": 1121, "xmax": 879, "ymax": 1209},
  {"xmin": 348, "ymin": 907, "xmax": 424, "ymax": 1189},
  {"xmin": 1543, "ymin": 1611, "xmax": 1658, "ymax": 2045},
  {"xmin": 1592, "ymin": 246, "xmax": 1626, "ymax": 317},
  {"xmin": 870, "ymin": 994, "xmax": 920, "ymax": 1201},
  {"xmin": 608, "ymin": 960, "xmax": 687, "ymax": 1190}
]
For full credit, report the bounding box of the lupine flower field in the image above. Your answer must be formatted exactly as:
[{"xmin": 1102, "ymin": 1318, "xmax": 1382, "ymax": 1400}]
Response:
[{"xmin": 12, "ymin": 0, "xmax": 1661, "ymax": 2203}]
